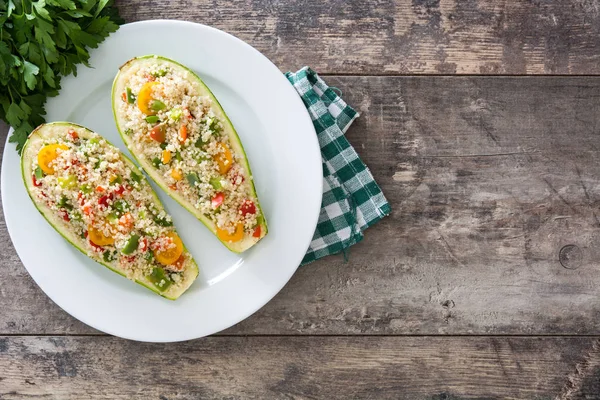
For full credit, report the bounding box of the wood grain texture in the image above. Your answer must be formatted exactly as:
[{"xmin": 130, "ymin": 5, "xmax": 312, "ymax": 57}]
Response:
[
  {"xmin": 115, "ymin": 0, "xmax": 600, "ymax": 75},
  {"xmin": 0, "ymin": 336, "xmax": 596, "ymax": 399},
  {"xmin": 3, "ymin": 77, "xmax": 600, "ymax": 336}
]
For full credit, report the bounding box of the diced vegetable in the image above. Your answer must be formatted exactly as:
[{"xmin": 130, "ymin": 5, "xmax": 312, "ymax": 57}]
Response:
[
  {"xmin": 152, "ymin": 157, "xmax": 161, "ymax": 168},
  {"xmin": 119, "ymin": 213, "xmax": 134, "ymax": 231},
  {"xmin": 179, "ymin": 125, "xmax": 187, "ymax": 143},
  {"xmin": 88, "ymin": 224, "xmax": 115, "ymax": 246},
  {"xmin": 32, "ymin": 174, "xmax": 42, "ymax": 187},
  {"xmin": 98, "ymin": 195, "xmax": 112, "ymax": 209},
  {"xmin": 144, "ymin": 251, "xmax": 154, "ymax": 261},
  {"xmin": 150, "ymin": 100, "xmax": 166, "ymax": 112},
  {"xmin": 130, "ymin": 171, "xmax": 142, "ymax": 183},
  {"xmin": 150, "ymin": 125, "xmax": 166, "ymax": 143},
  {"xmin": 253, "ymin": 225, "xmax": 261, "ymax": 238},
  {"xmin": 147, "ymin": 267, "xmax": 172, "ymax": 291},
  {"xmin": 175, "ymin": 151, "xmax": 183, "ymax": 162},
  {"xmin": 186, "ymin": 172, "xmax": 199, "ymax": 187},
  {"xmin": 80, "ymin": 184, "xmax": 92, "ymax": 194},
  {"xmin": 110, "ymin": 175, "xmax": 122, "ymax": 185},
  {"xmin": 240, "ymin": 200, "xmax": 256, "ymax": 216},
  {"xmin": 153, "ymin": 216, "xmax": 173, "ymax": 227},
  {"xmin": 121, "ymin": 234, "xmax": 140, "ymax": 255},
  {"xmin": 34, "ymin": 166, "xmax": 44, "ymax": 180},
  {"xmin": 151, "ymin": 68, "xmax": 168, "ymax": 78},
  {"xmin": 38, "ymin": 144, "xmax": 69, "ymax": 174},
  {"xmin": 58, "ymin": 175, "xmax": 77, "ymax": 189},
  {"xmin": 171, "ymin": 169, "xmax": 183, "ymax": 180},
  {"xmin": 216, "ymin": 223, "xmax": 244, "ymax": 243},
  {"xmin": 162, "ymin": 150, "xmax": 172, "ymax": 164},
  {"xmin": 209, "ymin": 177, "xmax": 222, "ymax": 190},
  {"xmin": 137, "ymin": 82, "xmax": 160, "ymax": 115},
  {"xmin": 107, "ymin": 212, "xmax": 119, "ymax": 225},
  {"xmin": 207, "ymin": 117, "xmax": 220, "ymax": 133},
  {"xmin": 214, "ymin": 142, "xmax": 233, "ymax": 174},
  {"xmin": 168, "ymin": 107, "xmax": 183, "ymax": 122},
  {"xmin": 211, "ymin": 192, "xmax": 225, "ymax": 209},
  {"xmin": 114, "ymin": 184, "xmax": 126, "ymax": 197},
  {"xmin": 145, "ymin": 115, "xmax": 159, "ymax": 124},
  {"xmin": 113, "ymin": 199, "xmax": 129, "ymax": 214},
  {"xmin": 103, "ymin": 250, "xmax": 116, "ymax": 262},
  {"xmin": 57, "ymin": 196, "xmax": 71, "ymax": 209},
  {"xmin": 153, "ymin": 232, "xmax": 184, "ymax": 265},
  {"xmin": 194, "ymin": 137, "xmax": 205, "ymax": 148},
  {"xmin": 126, "ymin": 87, "xmax": 136, "ymax": 104}
]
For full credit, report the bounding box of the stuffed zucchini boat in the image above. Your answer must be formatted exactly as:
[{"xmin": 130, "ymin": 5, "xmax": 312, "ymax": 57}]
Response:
[
  {"xmin": 112, "ymin": 56, "xmax": 267, "ymax": 253},
  {"xmin": 21, "ymin": 122, "xmax": 199, "ymax": 300}
]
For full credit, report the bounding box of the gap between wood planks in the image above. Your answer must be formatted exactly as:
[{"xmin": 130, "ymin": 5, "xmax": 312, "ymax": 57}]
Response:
[
  {"xmin": 559, "ymin": 338, "xmax": 600, "ymax": 400},
  {"xmin": 4, "ymin": 334, "xmax": 600, "ymax": 337},
  {"xmin": 317, "ymin": 73, "xmax": 600, "ymax": 77}
]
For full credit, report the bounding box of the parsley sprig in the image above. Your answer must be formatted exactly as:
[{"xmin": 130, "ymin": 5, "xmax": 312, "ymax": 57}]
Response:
[{"xmin": 0, "ymin": 0, "xmax": 123, "ymax": 153}]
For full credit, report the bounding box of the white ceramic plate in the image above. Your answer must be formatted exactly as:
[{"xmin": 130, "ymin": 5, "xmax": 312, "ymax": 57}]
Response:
[{"xmin": 1, "ymin": 20, "xmax": 322, "ymax": 342}]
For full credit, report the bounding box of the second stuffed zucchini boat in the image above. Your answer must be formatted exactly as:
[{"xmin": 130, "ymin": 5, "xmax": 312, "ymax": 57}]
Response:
[{"xmin": 111, "ymin": 56, "xmax": 267, "ymax": 253}]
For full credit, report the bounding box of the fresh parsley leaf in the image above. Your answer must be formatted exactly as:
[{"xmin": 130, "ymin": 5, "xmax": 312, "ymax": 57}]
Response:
[
  {"xmin": 6, "ymin": 103, "xmax": 26, "ymax": 126},
  {"xmin": 32, "ymin": 0, "xmax": 51, "ymax": 21},
  {"xmin": 6, "ymin": 0, "xmax": 15, "ymax": 17},
  {"xmin": 46, "ymin": 0, "xmax": 76, "ymax": 10},
  {"xmin": 22, "ymin": 61, "xmax": 40, "ymax": 90},
  {"xmin": 0, "ymin": 0, "xmax": 122, "ymax": 154}
]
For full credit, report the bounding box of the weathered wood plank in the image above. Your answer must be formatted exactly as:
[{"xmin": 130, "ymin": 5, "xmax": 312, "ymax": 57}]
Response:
[
  {"xmin": 115, "ymin": 0, "xmax": 600, "ymax": 75},
  {"xmin": 0, "ymin": 336, "xmax": 595, "ymax": 399},
  {"xmin": 4, "ymin": 77, "xmax": 600, "ymax": 335}
]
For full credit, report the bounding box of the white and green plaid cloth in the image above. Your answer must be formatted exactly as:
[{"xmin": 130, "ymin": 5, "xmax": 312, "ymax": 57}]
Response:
[{"xmin": 285, "ymin": 67, "xmax": 391, "ymax": 265}]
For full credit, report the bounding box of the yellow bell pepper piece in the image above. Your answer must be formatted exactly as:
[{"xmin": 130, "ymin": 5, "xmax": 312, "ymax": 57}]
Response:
[
  {"xmin": 37, "ymin": 144, "xmax": 69, "ymax": 174},
  {"xmin": 171, "ymin": 169, "xmax": 183, "ymax": 180},
  {"xmin": 162, "ymin": 150, "xmax": 171, "ymax": 164},
  {"xmin": 214, "ymin": 142, "xmax": 233, "ymax": 175}
]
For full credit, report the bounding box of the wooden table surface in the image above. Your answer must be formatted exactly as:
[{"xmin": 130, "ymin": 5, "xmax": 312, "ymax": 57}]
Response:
[{"xmin": 3, "ymin": 1, "xmax": 600, "ymax": 399}]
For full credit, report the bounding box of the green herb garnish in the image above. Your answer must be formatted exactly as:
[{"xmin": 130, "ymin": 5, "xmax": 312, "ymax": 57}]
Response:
[
  {"xmin": 126, "ymin": 87, "xmax": 135, "ymax": 104},
  {"xmin": 2, "ymin": 0, "xmax": 123, "ymax": 153}
]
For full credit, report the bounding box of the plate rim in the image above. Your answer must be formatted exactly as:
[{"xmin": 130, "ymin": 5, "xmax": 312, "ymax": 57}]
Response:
[{"xmin": 1, "ymin": 19, "xmax": 322, "ymax": 342}]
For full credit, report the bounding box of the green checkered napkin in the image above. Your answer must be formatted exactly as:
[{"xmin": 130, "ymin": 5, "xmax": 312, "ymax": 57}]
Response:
[{"xmin": 285, "ymin": 67, "xmax": 391, "ymax": 265}]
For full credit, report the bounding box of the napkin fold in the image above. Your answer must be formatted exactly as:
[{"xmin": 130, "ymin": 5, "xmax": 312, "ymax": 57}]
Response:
[{"xmin": 285, "ymin": 67, "xmax": 391, "ymax": 265}]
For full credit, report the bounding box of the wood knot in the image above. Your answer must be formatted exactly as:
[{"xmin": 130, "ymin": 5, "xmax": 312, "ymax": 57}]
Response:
[{"xmin": 559, "ymin": 245, "xmax": 583, "ymax": 269}]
